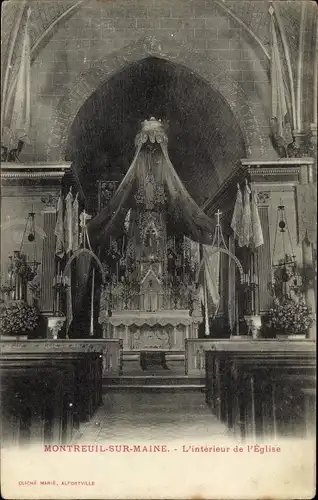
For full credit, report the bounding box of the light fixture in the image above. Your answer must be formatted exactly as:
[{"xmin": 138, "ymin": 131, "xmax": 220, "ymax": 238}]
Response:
[
  {"xmin": 20, "ymin": 211, "xmax": 41, "ymax": 280},
  {"xmin": 271, "ymin": 203, "xmax": 301, "ymax": 298},
  {"xmin": 7, "ymin": 211, "xmax": 41, "ymax": 301}
]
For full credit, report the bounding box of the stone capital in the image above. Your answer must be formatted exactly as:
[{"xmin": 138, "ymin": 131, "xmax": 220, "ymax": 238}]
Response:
[{"xmin": 41, "ymin": 194, "xmax": 59, "ymax": 213}]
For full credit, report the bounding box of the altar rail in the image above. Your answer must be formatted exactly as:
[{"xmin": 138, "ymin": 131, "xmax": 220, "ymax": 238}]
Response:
[
  {"xmin": 205, "ymin": 340, "xmax": 316, "ymax": 439},
  {"xmin": 0, "ymin": 339, "xmax": 123, "ymax": 376},
  {"xmin": 185, "ymin": 338, "xmax": 225, "ymax": 375}
]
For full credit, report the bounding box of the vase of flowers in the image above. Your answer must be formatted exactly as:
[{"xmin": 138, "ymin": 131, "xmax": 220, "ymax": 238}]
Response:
[
  {"xmin": 266, "ymin": 297, "xmax": 313, "ymax": 339},
  {"xmin": 0, "ymin": 280, "xmax": 15, "ymax": 301},
  {"xmin": 0, "ymin": 300, "xmax": 39, "ymax": 339}
]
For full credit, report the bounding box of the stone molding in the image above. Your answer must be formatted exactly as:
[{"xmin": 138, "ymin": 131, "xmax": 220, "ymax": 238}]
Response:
[
  {"xmin": 1, "ymin": 163, "xmax": 71, "ymax": 198},
  {"xmin": 1, "ymin": 162, "xmax": 71, "ymax": 180},
  {"xmin": 241, "ymin": 158, "xmax": 315, "ymax": 166},
  {"xmin": 204, "ymin": 157, "xmax": 315, "ymax": 215}
]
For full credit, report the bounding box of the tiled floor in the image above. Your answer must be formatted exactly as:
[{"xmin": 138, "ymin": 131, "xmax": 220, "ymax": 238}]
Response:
[{"xmin": 74, "ymin": 390, "xmax": 229, "ymax": 443}]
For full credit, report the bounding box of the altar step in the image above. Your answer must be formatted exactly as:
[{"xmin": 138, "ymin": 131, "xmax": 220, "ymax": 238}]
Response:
[
  {"xmin": 103, "ymin": 355, "xmax": 203, "ymax": 391},
  {"xmin": 123, "ymin": 351, "xmax": 185, "ymax": 362},
  {"xmin": 103, "ymin": 375, "xmax": 205, "ymax": 391}
]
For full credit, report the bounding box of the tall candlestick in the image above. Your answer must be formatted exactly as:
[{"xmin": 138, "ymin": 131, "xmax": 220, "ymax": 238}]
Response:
[{"xmin": 90, "ymin": 267, "xmax": 95, "ymax": 336}]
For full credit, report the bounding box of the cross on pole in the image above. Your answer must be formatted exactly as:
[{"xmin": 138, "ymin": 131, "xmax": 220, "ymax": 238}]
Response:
[
  {"xmin": 215, "ymin": 209, "xmax": 222, "ymax": 226},
  {"xmin": 211, "ymin": 208, "xmax": 227, "ymax": 249},
  {"xmin": 79, "ymin": 210, "xmax": 92, "ymax": 250}
]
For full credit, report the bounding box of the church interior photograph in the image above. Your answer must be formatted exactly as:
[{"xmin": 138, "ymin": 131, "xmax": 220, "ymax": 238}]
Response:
[{"xmin": 0, "ymin": 0, "xmax": 316, "ymax": 469}]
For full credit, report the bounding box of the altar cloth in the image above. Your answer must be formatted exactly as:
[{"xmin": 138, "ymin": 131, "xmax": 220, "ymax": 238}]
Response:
[{"xmin": 100, "ymin": 310, "xmax": 198, "ymax": 327}]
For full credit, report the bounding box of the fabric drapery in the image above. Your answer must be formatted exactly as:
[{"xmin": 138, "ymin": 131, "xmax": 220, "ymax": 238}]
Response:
[
  {"xmin": 239, "ymin": 181, "xmax": 252, "ymax": 248},
  {"xmin": 230, "ymin": 183, "xmax": 264, "ymax": 250},
  {"xmin": 270, "ymin": 12, "xmax": 293, "ymax": 144},
  {"xmin": 203, "ymin": 245, "xmax": 220, "ymax": 314},
  {"xmin": 251, "ymin": 191, "xmax": 264, "ymax": 248},
  {"xmin": 3, "ymin": 8, "xmax": 31, "ymax": 149},
  {"xmin": 230, "ymin": 184, "xmax": 243, "ymax": 242},
  {"xmin": 87, "ymin": 143, "xmax": 215, "ymax": 247},
  {"xmin": 64, "ymin": 189, "xmax": 74, "ymax": 255}
]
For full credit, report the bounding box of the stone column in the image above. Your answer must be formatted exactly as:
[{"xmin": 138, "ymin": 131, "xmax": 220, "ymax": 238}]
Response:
[
  {"xmin": 299, "ymin": 165, "xmax": 316, "ymax": 339},
  {"xmin": 39, "ymin": 195, "xmax": 58, "ymax": 313},
  {"xmin": 256, "ymin": 192, "xmax": 272, "ymax": 313}
]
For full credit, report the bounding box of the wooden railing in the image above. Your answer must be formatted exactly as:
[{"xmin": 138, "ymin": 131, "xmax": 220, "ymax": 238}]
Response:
[
  {"xmin": 185, "ymin": 338, "xmax": 224, "ymax": 375},
  {"xmin": 0, "ymin": 339, "xmax": 123, "ymax": 376},
  {"xmin": 205, "ymin": 340, "xmax": 316, "ymax": 439}
]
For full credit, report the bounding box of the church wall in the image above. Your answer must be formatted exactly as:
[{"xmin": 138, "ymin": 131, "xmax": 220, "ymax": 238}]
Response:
[{"xmin": 20, "ymin": 0, "xmax": 273, "ymax": 164}]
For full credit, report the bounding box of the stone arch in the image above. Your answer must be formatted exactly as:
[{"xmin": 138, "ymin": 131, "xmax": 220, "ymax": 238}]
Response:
[{"xmin": 47, "ymin": 35, "xmax": 268, "ymax": 161}]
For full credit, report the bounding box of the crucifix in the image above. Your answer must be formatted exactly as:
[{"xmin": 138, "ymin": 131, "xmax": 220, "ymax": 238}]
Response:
[
  {"xmin": 79, "ymin": 210, "xmax": 92, "ymax": 249},
  {"xmin": 211, "ymin": 209, "xmax": 227, "ymax": 249},
  {"xmin": 215, "ymin": 209, "xmax": 222, "ymax": 226}
]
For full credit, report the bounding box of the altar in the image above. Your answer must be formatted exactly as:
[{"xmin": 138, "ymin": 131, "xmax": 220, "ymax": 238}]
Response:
[
  {"xmin": 99, "ymin": 310, "xmax": 201, "ymax": 351},
  {"xmin": 94, "ymin": 118, "xmax": 216, "ymax": 355}
]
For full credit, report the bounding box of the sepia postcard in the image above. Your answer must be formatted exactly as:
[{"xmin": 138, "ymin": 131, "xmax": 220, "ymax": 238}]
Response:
[{"xmin": 0, "ymin": 0, "xmax": 317, "ymax": 498}]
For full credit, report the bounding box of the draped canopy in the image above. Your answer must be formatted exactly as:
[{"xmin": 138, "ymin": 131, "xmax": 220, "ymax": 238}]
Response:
[{"xmin": 87, "ymin": 118, "xmax": 215, "ymax": 248}]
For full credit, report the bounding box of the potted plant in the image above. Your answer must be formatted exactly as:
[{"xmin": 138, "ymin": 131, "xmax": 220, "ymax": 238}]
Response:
[
  {"xmin": 0, "ymin": 299, "xmax": 39, "ymax": 340},
  {"xmin": 266, "ymin": 297, "xmax": 313, "ymax": 339}
]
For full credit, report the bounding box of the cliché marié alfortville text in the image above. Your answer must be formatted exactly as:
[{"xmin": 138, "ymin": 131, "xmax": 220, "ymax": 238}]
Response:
[{"xmin": 43, "ymin": 444, "xmax": 281, "ymax": 454}]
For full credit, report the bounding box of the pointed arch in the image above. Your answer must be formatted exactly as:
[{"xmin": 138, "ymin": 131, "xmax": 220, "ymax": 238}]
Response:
[{"xmin": 47, "ymin": 35, "xmax": 267, "ymax": 162}]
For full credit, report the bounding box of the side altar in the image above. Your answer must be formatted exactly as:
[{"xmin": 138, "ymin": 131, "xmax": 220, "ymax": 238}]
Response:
[{"xmin": 95, "ymin": 118, "xmax": 216, "ymax": 354}]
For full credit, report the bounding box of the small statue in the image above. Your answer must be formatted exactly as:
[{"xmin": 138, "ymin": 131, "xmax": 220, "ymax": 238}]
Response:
[
  {"xmin": 286, "ymin": 139, "xmax": 302, "ymax": 158},
  {"xmin": 7, "ymin": 140, "xmax": 24, "ymax": 162},
  {"xmin": 1, "ymin": 144, "xmax": 8, "ymax": 162}
]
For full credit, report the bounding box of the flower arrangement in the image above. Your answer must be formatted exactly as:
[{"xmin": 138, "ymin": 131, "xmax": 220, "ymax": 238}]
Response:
[
  {"xmin": 273, "ymin": 255, "xmax": 297, "ymax": 282},
  {"xmin": 0, "ymin": 300, "xmax": 39, "ymax": 336},
  {"xmin": 267, "ymin": 297, "xmax": 313, "ymax": 335},
  {"xmin": 0, "ymin": 280, "xmax": 15, "ymax": 295},
  {"xmin": 270, "ymin": 254, "xmax": 302, "ymax": 299}
]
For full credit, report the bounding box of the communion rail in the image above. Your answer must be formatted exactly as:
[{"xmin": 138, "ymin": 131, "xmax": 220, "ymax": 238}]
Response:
[
  {"xmin": 185, "ymin": 338, "xmax": 224, "ymax": 375},
  {"xmin": 0, "ymin": 339, "xmax": 123, "ymax": 376},
  {"xmin": 205, "ymin": 341, "xmax": 316, "ymax": 439}
]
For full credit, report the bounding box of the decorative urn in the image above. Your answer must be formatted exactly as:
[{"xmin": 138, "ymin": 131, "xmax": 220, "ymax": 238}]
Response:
[{"xmin": 47, "ymin": 315, "xmax": 66, "ymax": 340}]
